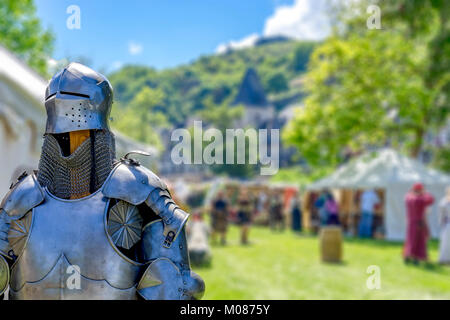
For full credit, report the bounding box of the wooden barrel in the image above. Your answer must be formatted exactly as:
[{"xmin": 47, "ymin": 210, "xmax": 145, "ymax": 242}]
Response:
[{"xmin": 319, "ymin": 226, "xmax": 343, "ymax": 263}]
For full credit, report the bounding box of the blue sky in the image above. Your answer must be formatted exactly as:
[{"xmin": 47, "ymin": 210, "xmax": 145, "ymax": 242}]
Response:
[{"xmin": 34, "ymin": 0, "xmax": 330, "ymax": 72}]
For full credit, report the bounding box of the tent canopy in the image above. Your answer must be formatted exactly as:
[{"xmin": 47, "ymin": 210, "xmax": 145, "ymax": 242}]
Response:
[
  {"xmin": 307, "ymin": 149, "xmax": 450, "ymax": 240},
  {"xmin": 307, "ymin": 149, "xmax": 450, "ymax": 190}
]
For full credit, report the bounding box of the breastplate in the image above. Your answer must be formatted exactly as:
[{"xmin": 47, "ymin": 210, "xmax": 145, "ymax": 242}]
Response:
[{"xmin": 8, "ymin": 189, "xmax": 144, "ymax": 300}]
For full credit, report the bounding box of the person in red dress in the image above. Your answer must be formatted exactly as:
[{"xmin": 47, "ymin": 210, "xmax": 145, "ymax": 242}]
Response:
[{"xmin": 404, "ymin": 183, "xmax": 434, "ymax": 264}]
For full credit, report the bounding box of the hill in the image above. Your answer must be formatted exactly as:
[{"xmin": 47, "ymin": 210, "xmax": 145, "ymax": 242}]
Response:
[{"xmin": 108, "ymin": 39, "xmax": 316, "ymax": 128}]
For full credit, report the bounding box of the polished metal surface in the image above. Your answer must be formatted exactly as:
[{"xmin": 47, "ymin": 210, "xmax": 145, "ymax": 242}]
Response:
[
  {"xmin": 137, "ymin": 258, "xmax": 184, "ymax": 300},
  {"xmin": 0, "ymin": 255, "xmax": 9, "ymax": 296},
  {"xmin": 142, "ymin": 220, "xmax": 190, "ymax": 269},
  {"xmin": 9, "ymin": 254, "xmax": 136, "ymax": 300},
  {"xmin": 8, "ymin": 211, "xmax": 32, "ymax": 259},
  {"xmin": 102, "ymin": 161, "xmax": 190, "ymax": 247},
  {"xmin": 9, "ymin": 189, "xmax": 143, "ymax": 300},
  {"xmin": 44, "ymin": 62, "xmax": 113, "ymax": 134},
  {"xmin": 0, "ymin": 174, "xmax": 44, "ymax": 219},
  {"xmin": 107, "ymin": 201, "xmax": 143, "ymax": 250},
  {"xmin": 141, "ymin": 220, "xmax": 205, "ymax": 300},
  {"xmin": 145, "ymin": 190, "xmax": 190, "ymax": 248},
  {"xmin": 102, "ymin": 162, "xmax": 167, "ymax": 205},
  {"xmin": 183, "ymin": 268, "xmax": 205, "ymax": 300},
  {"xmin": 0, "ymin": 210, "xmax": 11, "ymax": 258}
]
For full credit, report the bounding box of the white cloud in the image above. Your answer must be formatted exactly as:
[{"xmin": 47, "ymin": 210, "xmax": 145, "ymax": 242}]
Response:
[
  {"xmin": 215, "ymin": 33, "xmax": 260, "ymax": 54},
  {"xmin": 47, "ymin": 57, "xmax": 70, "ymax": 75},
  {"xmin": 47, "ymin": 58, "xmax": 59, "ymax": 68},
  {"xmin": 128, "ymin": 41, "xmax": 143, "ymax": 55},
  {"xmin": 263, "ymin": 0, "xmax": 332, "ymax": 41},
  {"xmin": 214, "ymin": 0, "xmax": 335, "ymax": 54},
  {"xmin": 111, "ymin": 60, "xmax": 123, "ymax": 71}
]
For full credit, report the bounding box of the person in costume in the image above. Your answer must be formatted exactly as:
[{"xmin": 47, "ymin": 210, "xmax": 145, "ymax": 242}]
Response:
[{"xmin": 403, "ymin": 183, "xmax": 434, "ymax": 264}]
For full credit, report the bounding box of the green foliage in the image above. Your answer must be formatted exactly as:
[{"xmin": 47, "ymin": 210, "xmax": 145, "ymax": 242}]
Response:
[
  {"xmin": 270, "ymin": 165, "xmax": 334, "ymax": 188},
  {"xmin": 266, "ymin": 72, "xmax": 288, "ymax": 94},
  {"xmin": 111, "ymin": 86, "xmax": 168, "ymax": 151},
  {"xmin": 283, "ymin": 1, "xmax": 449, "ymax": 171},
  {"xmin": 198, "ymin": 97, "xmax": 244, "ymax": 131},
  {"xmin": 0, "ymin": 0, "xmax": 54, "ymax": 76},
  {"xmin": 432, "ymin": 146, "xmax": 450, "ymax": 173},
  {"xmin": 109, "ymin": 65, "xmax": 159, "ymax": 105},
  {"xmin": 291, "ymin": 41, "xmax": 315, "ymax": 72},
  {"xmin": 207, "ymin": 133, "xmax": 260, "ymax": 179},
  {"xmin": 196, "ymin": 100, "xmax": 257, "ymax": 178},
  {"xmin": 108, "ymin": 40, "xmax": 316, "ymax": 129}
]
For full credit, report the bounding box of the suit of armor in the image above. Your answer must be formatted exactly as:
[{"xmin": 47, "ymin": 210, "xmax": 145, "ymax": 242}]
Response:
[{"xmin": 0, "ymin": 63, "xmax": 204, "ymax": 300}]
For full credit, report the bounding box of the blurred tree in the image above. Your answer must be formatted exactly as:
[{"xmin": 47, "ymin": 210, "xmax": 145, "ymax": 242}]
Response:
[
  {"xmin": 197, "ymin": 97, "xmax": 257, "ymax": 178},
  {"xmin": 291, "ymin": 42, "xmax": 316, "ymax": 72},
  {"xmin": 198, "ymin": 97, "xmax": 244, "ymax": 131},
  {"xmin": 384, "ymin": 0, "xmax": 450, "ymax": 149},
  {"xmin": 432, "ymin": 146, "xmax": 450, "ymax": 173},
  {"xmin": 108, "ymin": 65, "xmax": 159, "ymax": 104},
  {"xmin": 283, "ymin": 1, "xmax": 449, "ymax": 169},
  {"xmin": 112, "ymin": 86, "xmax": 168, "ymax": 151},
  {"xmin": 0, "ymin": 0, "xmax": 54, "ymax": 76},
  {"xmin": 266, "ymin": 72, "xmax": 288, "ymax": 94},
  {"xmin": 209, "ymin": 133, "xmax": 259, "ymax": 179},
  {"xmin": 270, "ymin": 165, "xmax": 334, "ymax": 187}
]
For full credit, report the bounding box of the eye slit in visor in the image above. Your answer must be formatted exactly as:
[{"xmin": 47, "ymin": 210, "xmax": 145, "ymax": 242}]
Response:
[
  {"xmin": 45, "ymin": 91, "xmax": 90, "ymax": 100},
  {"xmin": 60, "ymin": 91, "xmax": 90, "ymax": 99},
  {"xmin": 45, "ymin": 92, "xmax": 56, "ymax": 100}
]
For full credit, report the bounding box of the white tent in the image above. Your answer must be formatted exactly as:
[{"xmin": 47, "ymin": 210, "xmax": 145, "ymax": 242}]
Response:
[{"xmin": 307, "ymin": 149, "xmax": 450, "ymax": 241}]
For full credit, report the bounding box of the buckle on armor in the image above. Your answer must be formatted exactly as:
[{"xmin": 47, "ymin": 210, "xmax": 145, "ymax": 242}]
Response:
[{"xmin": 163, "ymin": 231, "xmax": 176, "ymax": 248}]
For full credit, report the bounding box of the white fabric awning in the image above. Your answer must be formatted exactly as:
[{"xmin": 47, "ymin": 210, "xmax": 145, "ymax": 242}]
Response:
[{"xmin": 307, "ymin": 149, "xmax": 450, "ymax": 190}]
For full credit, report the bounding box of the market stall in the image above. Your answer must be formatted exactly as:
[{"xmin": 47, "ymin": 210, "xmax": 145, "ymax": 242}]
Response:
[{"xmin": 307, "ymin": 149, "xmax": 450, "ymax": 240}]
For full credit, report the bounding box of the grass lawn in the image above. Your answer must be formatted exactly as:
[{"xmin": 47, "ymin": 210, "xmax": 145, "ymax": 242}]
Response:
[{"xmin": 193, "ymin": 225, "xmax": 450, "ymax": 299}]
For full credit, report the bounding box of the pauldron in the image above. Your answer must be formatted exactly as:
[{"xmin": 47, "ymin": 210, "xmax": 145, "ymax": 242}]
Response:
[
  {"xmin": 102, "ymin": 160, "xmax": 204, "ymax": 299},
  {"xmin": 0, "ymin": 173, "xmax": 44, "ymax": 260},
  {"xmin": 0, "ymin": 173, "xmax": 44, "ymax": 220},
  {"xmin": 103, "ymin": 160, "xmax": 189, "ymax": 248}
]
